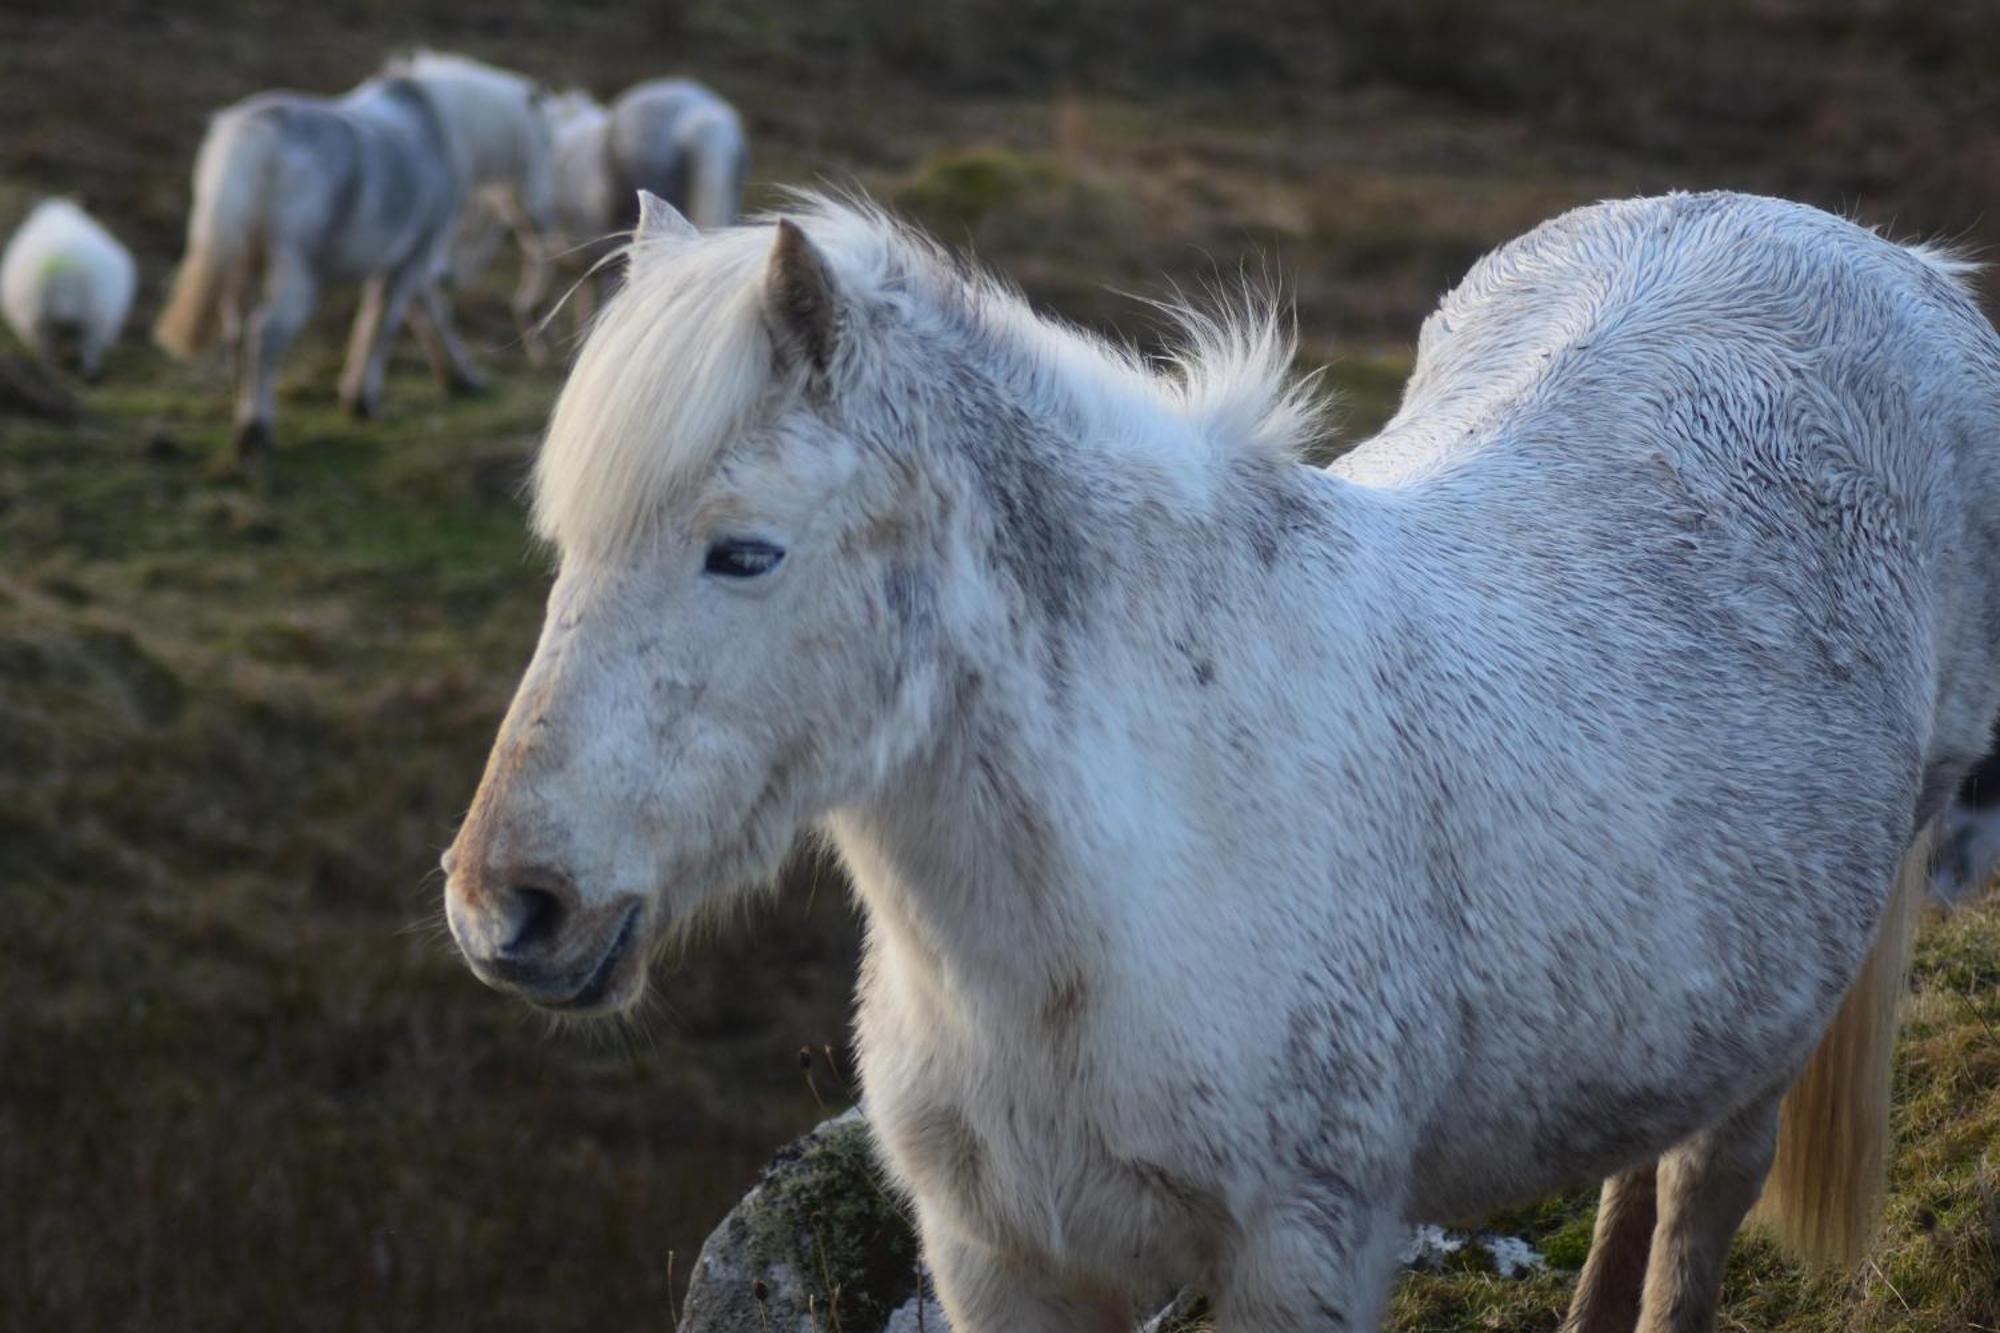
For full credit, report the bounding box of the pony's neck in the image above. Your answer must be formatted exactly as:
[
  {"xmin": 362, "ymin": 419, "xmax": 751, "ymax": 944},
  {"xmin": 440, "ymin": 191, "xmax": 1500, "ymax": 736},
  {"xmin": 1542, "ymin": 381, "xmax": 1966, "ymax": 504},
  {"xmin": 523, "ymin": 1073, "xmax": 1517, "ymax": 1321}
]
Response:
[{"xmin": 832, "ymin": 370, "xmax": 1367, "ymax": 1003}]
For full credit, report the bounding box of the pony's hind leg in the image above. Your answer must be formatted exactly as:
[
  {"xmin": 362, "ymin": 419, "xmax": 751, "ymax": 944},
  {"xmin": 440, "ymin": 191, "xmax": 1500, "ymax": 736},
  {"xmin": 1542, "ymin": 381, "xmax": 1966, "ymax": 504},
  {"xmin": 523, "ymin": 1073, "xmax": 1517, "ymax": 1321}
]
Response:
[
  {"xmin": 1561, "ymin": 1164, "xmax": 1658, "ymax": 1333},
  {"xmin": 924, "ymin": 1222, "xmax": 1132, "ymax": 1333},
  {"xmin": 338, "ymin": 260, "xmax": 425, "ymax": 420},
  {"xmin": 510, "ymin": 251, "xmax": 556, "ymax": 366},
  {"xmin": 569, "ymin": 269, "xmax": 600, "ymax": 339},
  {"xmin": 408, "ymin": 281, "xmax": 488, "ymax": 396},
  {"xmin": 1635, "ymin": 1094, "xmax": 1781, "ymax": 1333},
  {"xmin": 338, "ymin": 275, "xmax": 387, "ymax": 418},
  {"xmin": 235, "ymin": 249, "xmax": 318, "ymax": 457}
]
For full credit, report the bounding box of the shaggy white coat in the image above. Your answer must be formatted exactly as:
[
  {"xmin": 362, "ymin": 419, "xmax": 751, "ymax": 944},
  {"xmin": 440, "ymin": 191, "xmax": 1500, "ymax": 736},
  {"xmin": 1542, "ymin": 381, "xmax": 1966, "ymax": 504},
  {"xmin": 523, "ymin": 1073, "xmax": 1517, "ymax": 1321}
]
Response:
[{"xmin": 446, "ymin": 192, "xmax": 2000, "ymax": 1332}]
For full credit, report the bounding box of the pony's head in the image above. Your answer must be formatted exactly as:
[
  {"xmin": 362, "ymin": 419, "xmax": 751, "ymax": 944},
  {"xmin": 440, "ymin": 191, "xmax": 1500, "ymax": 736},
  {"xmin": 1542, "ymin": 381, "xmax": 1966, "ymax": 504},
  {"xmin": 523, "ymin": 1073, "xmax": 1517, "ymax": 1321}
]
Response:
[
  {"xmin": 444, "ymin": 195, "xmax": 972, "ymax": 1013},
  {"xmin": 442, "ymin": 192, "xmax": 1316, "ymax": 1014}
]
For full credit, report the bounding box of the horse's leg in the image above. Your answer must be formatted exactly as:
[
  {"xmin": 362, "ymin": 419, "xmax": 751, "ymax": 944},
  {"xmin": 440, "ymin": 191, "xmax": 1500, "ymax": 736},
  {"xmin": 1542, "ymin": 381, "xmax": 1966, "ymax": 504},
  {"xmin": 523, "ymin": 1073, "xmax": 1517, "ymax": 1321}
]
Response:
[
  {"xmin": 340, "ymin": 261, "xmax": 426, "ymax": 420},
  {"xmin": 235, "ymin": 250, "xmax": 317, "ymax": 458},
  {"xmin": 924, "ymin": 1223, "xmax": 1132, "ymax": 1333},
  {"xmin": 219, "ymin": 269, "xmax": 246, "ymax": 386},
  {"xmin": 1635, "ymin": 1094, "xmax": 1780, "ymax": 1333},
  {"xmin": 1560, "ymin": 1164, "xmax": 1659, "ymax": 1333},
  {"xmin": 511, "ymin": 250, "xmax": 554, "ymax": 366},
  {"xmin": 1211, "ymin": 1186, "xmax": 1403, "ymax": 1332},
  {"xmin": 485, "ymin": 193, "xmax": 553, "ymax": 365},
  {"xmin": 408, "ymin": 281, "xmax": 489, "ymax": 396},
  {"xmin": 569, "ymin": 270, "xmax": 599, "ymax": 342},
  {"xmin": 338, "ymin": 275, "xmax": 387, "ymax": 418}
]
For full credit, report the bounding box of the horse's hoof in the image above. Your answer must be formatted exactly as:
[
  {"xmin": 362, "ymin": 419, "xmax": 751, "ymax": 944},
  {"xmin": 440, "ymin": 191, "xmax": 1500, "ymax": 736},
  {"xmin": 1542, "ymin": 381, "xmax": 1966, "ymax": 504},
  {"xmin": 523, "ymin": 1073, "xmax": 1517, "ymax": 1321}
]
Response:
[
  {"xmin": 448, "ymin": 371, "xmax": 491, "ymax": 398},
  {"xmin": 234, "ymin": 420, "xmax": 273, "ymax": 459},
  {"xmin": 343, "ymin": 396, "xmax": 379, "ymax": 421}
]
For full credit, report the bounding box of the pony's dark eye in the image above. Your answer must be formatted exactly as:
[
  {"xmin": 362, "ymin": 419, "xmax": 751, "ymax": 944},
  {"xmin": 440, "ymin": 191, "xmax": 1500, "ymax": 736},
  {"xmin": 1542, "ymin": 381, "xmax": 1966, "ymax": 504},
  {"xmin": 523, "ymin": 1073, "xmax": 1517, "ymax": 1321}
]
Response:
[{"xmin": 703, "ymin": 538, "xmax": 786, "ymax": 579}]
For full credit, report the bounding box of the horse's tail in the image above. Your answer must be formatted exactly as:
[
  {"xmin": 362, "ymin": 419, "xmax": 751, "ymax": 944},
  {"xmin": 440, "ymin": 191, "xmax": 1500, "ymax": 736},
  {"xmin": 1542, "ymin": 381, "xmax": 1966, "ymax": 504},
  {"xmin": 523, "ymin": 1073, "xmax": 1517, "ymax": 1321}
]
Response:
[
  {"xmin": 155, "ymin": 109, "xmax": 275, "ymax": 360},
  {"xmin": 1752, "ymin": 823, "xmax": 1930, "ymax": 1266}
]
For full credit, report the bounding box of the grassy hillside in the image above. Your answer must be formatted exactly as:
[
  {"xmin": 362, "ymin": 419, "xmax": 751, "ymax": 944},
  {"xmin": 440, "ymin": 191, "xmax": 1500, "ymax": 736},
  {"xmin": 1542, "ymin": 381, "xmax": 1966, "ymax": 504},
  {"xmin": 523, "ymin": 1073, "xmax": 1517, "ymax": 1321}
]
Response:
[
  {"xmin": 0, "ymin": 356, "xmax": 864, "ymax": 1329},
  {"xmin": 5, "ymin": 2, "xmax": 2000, "ymax": 1329}
]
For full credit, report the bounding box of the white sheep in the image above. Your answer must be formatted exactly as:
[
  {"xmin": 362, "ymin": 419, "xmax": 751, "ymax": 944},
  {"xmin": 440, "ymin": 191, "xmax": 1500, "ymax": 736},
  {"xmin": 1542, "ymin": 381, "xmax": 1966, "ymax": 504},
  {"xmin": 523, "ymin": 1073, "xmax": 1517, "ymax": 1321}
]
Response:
[{"xmin": 2, "ymin": 199, "xmax": 136, "ymax": 380}]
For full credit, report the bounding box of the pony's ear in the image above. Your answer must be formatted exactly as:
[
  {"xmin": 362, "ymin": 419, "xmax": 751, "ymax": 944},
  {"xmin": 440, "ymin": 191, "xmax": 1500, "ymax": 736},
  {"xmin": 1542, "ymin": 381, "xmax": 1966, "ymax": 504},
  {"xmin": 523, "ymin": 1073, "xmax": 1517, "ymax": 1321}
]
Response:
[
  {"xmin": 633, "ymin": 190, "xmax": 698, "ymax": 247},
  {"xmin": 763, "ymin": 219, "xmax": 839, "ymax": 375}
]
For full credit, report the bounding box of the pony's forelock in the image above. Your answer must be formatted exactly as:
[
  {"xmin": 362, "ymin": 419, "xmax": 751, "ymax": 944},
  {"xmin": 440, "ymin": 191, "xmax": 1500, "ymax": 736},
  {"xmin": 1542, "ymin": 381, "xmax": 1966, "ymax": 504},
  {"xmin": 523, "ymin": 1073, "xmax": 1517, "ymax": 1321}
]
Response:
[{"xmin": 532, "ymin": 225, "xmax": 775, "ymax": 559}]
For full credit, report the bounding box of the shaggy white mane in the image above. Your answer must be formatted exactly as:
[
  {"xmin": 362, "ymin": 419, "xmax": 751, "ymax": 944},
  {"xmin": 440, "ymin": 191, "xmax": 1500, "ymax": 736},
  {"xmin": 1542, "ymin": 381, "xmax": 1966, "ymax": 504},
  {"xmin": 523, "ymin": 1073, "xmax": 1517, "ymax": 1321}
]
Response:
[{"xmin": 532, "ymin": 194, "xmax": 1327, "ymax": 560}]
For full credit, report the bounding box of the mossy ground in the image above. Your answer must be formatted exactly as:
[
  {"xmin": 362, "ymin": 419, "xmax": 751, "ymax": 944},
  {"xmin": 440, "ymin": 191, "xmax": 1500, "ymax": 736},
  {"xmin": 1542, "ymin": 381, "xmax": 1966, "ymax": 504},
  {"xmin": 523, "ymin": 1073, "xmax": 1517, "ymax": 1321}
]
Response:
[{"xmin": 0, "ymin": 337, "xmax": 873, "ymax": 1330}]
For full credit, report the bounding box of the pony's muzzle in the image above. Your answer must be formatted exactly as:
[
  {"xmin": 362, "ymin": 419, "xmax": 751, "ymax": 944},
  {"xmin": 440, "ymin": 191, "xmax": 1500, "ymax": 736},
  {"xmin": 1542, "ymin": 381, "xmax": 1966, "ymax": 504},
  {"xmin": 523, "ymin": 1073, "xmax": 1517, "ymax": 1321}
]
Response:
[{"xmin": 445, "ymin": 864, "xmax": 646, "ymax": 1014}]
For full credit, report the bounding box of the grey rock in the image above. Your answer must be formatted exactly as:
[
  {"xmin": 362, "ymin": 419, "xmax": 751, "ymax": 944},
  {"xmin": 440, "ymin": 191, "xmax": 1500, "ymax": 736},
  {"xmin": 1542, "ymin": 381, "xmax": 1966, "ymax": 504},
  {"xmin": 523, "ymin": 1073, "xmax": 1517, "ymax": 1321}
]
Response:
[{"xmin": 679, "ymin": 1107, "xmax": 923, "ymax": 1333}]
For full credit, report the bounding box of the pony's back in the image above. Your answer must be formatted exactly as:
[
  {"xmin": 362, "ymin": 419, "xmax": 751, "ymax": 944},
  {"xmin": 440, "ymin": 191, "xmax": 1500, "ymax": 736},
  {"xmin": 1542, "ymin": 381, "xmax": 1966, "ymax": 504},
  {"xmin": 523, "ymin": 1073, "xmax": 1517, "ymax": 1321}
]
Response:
[
  {"xmin": 392, "ymin": 51, "xmax": 545, "ymax": 202},
  {"xmin": 608, "ymin": 79, "xmax": 746, "ymax": 229}
]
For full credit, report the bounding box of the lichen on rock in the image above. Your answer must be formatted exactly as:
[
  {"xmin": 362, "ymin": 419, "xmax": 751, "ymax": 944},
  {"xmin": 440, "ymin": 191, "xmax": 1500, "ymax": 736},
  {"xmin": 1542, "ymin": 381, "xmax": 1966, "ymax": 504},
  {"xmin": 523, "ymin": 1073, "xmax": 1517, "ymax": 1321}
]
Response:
[{"xmin": 679, "ymin": 1107, "xmax": 924, "ymax": 1333}]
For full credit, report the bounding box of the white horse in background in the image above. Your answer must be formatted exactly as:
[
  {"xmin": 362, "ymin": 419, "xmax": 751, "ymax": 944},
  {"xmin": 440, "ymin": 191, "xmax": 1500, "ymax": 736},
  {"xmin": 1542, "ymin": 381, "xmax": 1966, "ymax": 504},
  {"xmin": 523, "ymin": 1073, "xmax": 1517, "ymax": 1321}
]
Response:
[
  {"xmin": 1, "ymin": 199, "xmax": 136, "ymax": 380},
  {"xmin": 393, "ymin": 51, "xmax": 558, "ymax": 299},
  {"xmin": 443, "ymin": 191, "xmax": 2000, "ymax": 1332},
  {"xmin": 511, "ymin": 78, "xmax": 746, "ymax": 361},
  {"xmin": 154, "ymin": 54, "xmax": 550, "ymax": 458}
]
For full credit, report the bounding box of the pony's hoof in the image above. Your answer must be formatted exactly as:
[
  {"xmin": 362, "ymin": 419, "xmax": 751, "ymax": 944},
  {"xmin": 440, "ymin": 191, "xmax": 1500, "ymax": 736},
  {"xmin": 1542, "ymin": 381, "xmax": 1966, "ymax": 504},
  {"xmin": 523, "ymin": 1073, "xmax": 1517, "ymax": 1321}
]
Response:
[
  {"xmin": 343, "ymin": 396, "xmax": 379, "ymax": 421},
  {"xmin": 234, "ymin": 420, "xmax": 273, "ymax": 460},
  {"xmin": 448, "ymin": 370, "xmax": 491, "ymax": 398}
]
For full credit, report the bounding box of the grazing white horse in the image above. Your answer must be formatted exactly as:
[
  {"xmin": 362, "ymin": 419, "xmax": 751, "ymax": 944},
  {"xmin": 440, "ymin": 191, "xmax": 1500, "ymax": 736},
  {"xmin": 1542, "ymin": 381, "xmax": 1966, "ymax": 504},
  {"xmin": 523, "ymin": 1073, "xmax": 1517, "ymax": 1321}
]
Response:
[
  {"xmin": 154, "ymin": 53, "xmax": 550, "ymax": 457},
  {"xmin": 511, "ymin": 78, "xmax": 746, "ymax": 361},
  {"xmin": 395, "ymin": 51, "xmax": 559, "ymax": 301},
  {"xmin": 1, "ymin": 199, "xmax": 136, "ymax": 379},
  {"xmin": 442, "ymin": 191, "xmax": 2000, "ymax": 1333}
]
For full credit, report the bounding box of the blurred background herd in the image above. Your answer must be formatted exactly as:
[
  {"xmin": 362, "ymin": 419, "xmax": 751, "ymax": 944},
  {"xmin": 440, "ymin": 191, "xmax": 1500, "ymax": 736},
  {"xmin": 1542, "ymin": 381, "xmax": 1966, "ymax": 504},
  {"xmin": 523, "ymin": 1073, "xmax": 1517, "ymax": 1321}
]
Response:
[{"xmin": 6, "ymin": 2, "xmax": 2000, "ymax": 1329}]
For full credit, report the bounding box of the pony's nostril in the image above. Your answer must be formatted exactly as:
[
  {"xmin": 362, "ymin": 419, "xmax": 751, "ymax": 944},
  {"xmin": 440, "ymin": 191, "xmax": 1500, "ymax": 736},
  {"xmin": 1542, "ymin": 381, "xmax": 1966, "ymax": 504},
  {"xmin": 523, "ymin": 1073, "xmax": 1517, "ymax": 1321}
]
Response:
[{"xmin": 503, "ymin": 885, "xmax": 567, "ymax": 956}]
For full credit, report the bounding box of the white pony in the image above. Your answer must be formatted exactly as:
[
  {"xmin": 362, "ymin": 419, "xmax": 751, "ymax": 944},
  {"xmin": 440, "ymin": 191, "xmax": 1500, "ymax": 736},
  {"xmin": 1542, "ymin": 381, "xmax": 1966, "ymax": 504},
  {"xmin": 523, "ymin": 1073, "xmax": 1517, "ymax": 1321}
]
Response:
[
  {"xmin": 397, "ymin": 51, "xmax": 559, "ymax": 298},
  {"xmin": 154, "ymin": 53, "xmax": 550, "ymax": 457},
  {"xmin": 1, "ymin": 199, "xmax": 136, "ymax": 379},
  {"xmin": 511, "ymin": 78, "xmax": 746, "ymax": 360},
  {"xmin": 443, "ymin": 191, "xmax": 2000, "ymax": 1333}
]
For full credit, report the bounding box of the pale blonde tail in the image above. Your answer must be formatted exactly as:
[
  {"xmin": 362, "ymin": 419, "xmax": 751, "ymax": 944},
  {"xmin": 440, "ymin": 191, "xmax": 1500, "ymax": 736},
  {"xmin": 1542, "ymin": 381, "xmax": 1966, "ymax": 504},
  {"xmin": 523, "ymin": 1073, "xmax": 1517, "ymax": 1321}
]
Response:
[
  {"xmin": 1753, "ymin": 824, "xmax": 1930, "ymax": 1266},
  {"xmin": 154, "ymin": 111, "xmax": 273, "ymax": 360}
]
